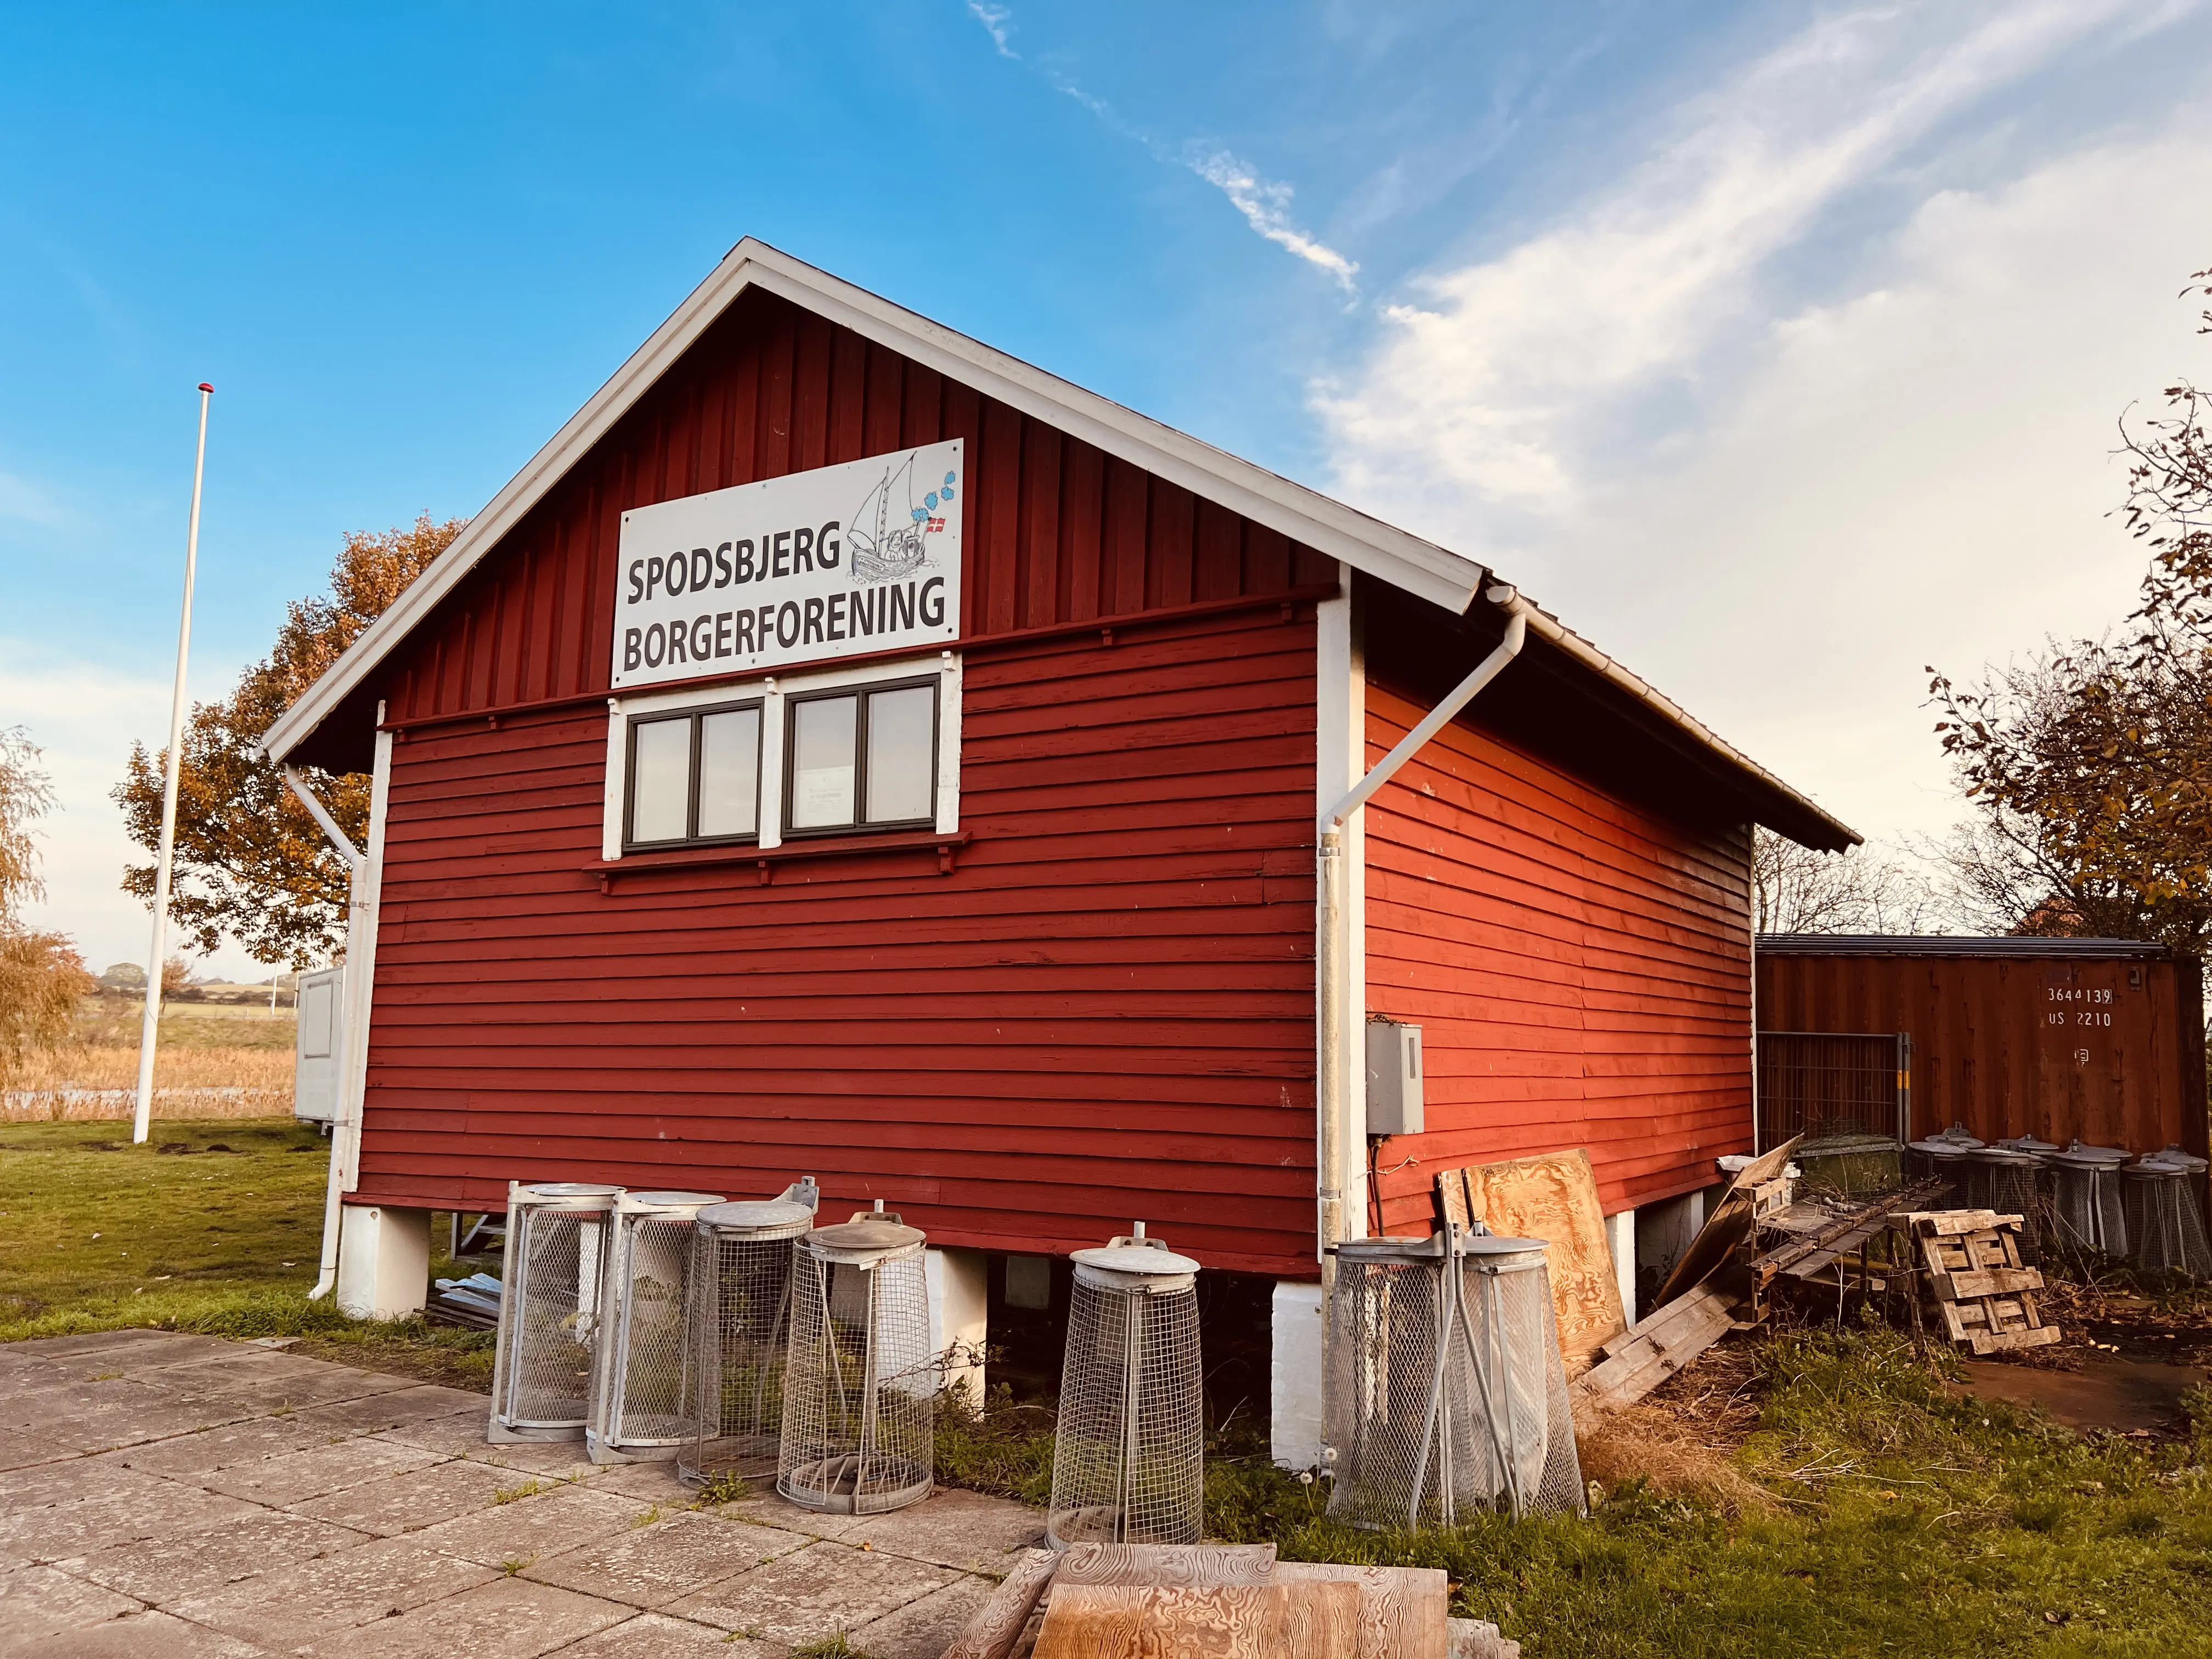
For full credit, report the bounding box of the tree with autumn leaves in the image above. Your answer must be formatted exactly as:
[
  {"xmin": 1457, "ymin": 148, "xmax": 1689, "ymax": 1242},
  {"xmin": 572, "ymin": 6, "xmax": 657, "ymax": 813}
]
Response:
[{"xmin": 114, "ymin": 516, "xmax": 462, "ymax": 967}]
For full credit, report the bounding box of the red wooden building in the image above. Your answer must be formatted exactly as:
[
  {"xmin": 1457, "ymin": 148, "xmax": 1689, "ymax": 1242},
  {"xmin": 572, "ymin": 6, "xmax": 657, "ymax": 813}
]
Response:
[{"xmin": 263, "ymin": 241, "xmax": 1855, "ymax": 1453}]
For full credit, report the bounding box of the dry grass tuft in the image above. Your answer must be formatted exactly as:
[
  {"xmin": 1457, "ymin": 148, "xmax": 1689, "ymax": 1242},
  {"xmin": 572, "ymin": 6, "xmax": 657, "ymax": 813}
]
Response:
[{"xmin": 1577, "ymin": 1399, "xmax": 1779, "ymax": 1515}]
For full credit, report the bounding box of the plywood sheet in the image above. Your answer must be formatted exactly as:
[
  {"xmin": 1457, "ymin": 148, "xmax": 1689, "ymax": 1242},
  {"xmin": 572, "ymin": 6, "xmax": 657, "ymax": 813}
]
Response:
[
  {"xmin": 1036, "ymin": 1581, "xmax": 1358, "ymax": 1659},
  {"xmin": 1436, "ymin": 1149, "xmax": 1624, "ymax": 1373}
]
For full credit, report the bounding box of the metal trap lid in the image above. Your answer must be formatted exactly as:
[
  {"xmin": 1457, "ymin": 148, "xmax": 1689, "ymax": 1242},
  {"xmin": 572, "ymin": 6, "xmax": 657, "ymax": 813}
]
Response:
[
  {"xmin": 1968, "ymin": 1146, "xmax": 2041, "ymax": 1167},
  {"xmin": 1908, "ymin": 1138, "xmax": 1972, "ymax": 1159},
  {"xmin": 2152, "ymin": 1144, "xmax": 2211, "ymax": 1174},
  {"xmin": 1932, "ymin": 1124, "xmax": 1987, "ymax": 1148},
  {"xmin": 617, "ymin": 1189, "xmax": 725, "ymax": 1216},
  {"xmin": 696, "ymin": 1178, "xmax": 820, "ymax": 1235},
  {"xmin": 511, "ymin": 1181, "xmax": 623, "ymax": 1209},
  {"xmin": 1071, "ymin": 1231, "xmax": 1200, "ymax": 1290},
  {"xmin": 1996, "ymin": 1135, "xmax": 2062, "ymax": 1158},
  {"xmin": 806, "ymin": 1209, "xmax": 925, "ymax": 1262},
  {"xmin": 2054, "ymin": 1140, "xmax": 2130, "ymax": 1167}
]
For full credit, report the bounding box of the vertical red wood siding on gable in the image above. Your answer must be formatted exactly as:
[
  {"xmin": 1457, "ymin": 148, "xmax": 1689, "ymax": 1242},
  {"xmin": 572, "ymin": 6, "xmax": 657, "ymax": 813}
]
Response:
[
  {"xmin": 1362, "ymin": 681, "xmax": 1754, "ymax": 1235},
  {"xmin": 352, "ymin": 289, "xmax": 1336, "ymax": 1277},
  {"xmin": 381, "ymin": 290, "xmax": 1330, "ymax": 724}
]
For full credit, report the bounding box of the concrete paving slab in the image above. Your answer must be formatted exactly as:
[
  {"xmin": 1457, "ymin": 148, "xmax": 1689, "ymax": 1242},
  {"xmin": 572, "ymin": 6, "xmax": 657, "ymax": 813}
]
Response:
[
  {"xmin": 294, "ymin": 1384, "xmax": 491, "ymax": 1436},
  {"xmin": 407, "ymin": 1485, "xmax": 639, "ymax": 1570},
  {"xmin": 150, "ymin": 1352, "xmax": 420, "ymax": 1408},
  {"xmin": 17, "ymin": 1608, "xmax": 264, "ymax": 1658},
  {"xmin": 847, "ymin": 1571, "xmax": 998, "ymax": 1659},
  {"xmin": 0, "ymin": 1454, "xmax": 168, "ymax": 1517},
  {"xmin": 99, "ymin": 1413, "xmax": 337, "ymax": 1477},
  {"xmin": 167, "ymin": 1534, "xmax": 498, "ymax": 1647},
  {"xmin": 335, "ymin": 1575, "xmax": 635, "ymax": 1659},
  {"xmin": 461, "ymin": 1438, "xmax": 606, "ymax": 1482},
  {"xmin": 195, "ymin": 1434, "xmax": 447, "ymax": 1505},
  {"xmin": 712, "ymin": 1485, "xmax": 870, "ymax": 1542},
  {"xmin": 0, "ymin": 1562, "xmax": 143, "ymax": 1657},
  {"xmin": 60, "ymin": 1505, "xmax": 372, "ymax": 1604},
  {"xmin": 290, "ymin": 1453, "xmax": 535, "ymax": 1538},
  {"xmin": 0, "ymin": 1477, "xmax": 261, "ymax": 1568},
  {"xmin": 571, "ymin": 1458, "xmax": 694, "ymax": 1504},
  {"xmin": 548, "ymin": 1610, "xmax": 771, "ymax": 1658},
  {"xmin": 368, "ymin": 1408, "xmax": 504, "ymax": 1460},
  {"xmin": 7, "ymin": 1330, "xmax": 235, "ymax": 1369},
  {"xmin": 668, "ymin": 1539, "xmax": 963, "ymax": 1646},
  {"xmin": 521, "ymin": 1510, "xmax": 814, "ymax": 1609},
  {"xmin": 0, "ymin": 1440, "xmax": 80, "ymax": 1477},
  {"xmin": 835, "ymin": 1487, "xmax": 1046, "ymax": 1572}
]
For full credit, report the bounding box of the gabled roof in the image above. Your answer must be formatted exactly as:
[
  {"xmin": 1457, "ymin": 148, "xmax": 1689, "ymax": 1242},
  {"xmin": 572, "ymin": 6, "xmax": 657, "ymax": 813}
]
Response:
[
  {"xmin": 261, "ymin": 238, "xmax": 1488, "ymax": 766},
  {"xmin": 260, "ymin": 238, "xmax": 1857, "ymax": 851}
]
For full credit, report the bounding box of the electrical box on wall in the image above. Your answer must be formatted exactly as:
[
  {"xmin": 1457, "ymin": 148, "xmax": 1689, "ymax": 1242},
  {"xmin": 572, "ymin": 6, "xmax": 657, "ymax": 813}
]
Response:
[{"xmin": 1365, "ymin": 1019, "xmax": 1424, "ymax": 1137}]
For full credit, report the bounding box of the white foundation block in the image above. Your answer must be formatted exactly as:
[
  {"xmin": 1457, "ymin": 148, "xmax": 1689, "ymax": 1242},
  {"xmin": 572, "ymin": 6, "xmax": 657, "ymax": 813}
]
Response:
[
  {"xmin": 335, "ymin": 1203, "xmax": 430, "ymax": 1321},
  {"xmin": 926, "ymin": 1245, "xmax": 989, "ymax": 1410},
  {"xmin": 1271, "ymin": 1279, "xmax": 1325, "ymax": 1471}
]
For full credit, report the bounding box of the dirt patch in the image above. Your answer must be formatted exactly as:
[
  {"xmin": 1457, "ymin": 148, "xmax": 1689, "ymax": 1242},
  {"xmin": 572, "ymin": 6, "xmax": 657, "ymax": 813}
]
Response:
[{"xmin": 1954, "ymin": 1355, "xmax": 2208, "ymax": 1439}]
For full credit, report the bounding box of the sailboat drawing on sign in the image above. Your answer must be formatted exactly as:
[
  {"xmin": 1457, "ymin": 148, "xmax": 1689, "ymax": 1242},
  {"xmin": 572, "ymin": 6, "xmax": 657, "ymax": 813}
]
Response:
[{"xmin": 847, "ymin": 451, "xmax": 955, "ymax": 583}]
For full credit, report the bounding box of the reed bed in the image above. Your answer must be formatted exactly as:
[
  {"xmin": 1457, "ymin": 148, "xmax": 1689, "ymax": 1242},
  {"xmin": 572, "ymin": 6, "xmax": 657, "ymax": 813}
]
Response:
[{"xmin": 2, "ymin": 1043, "xmax": 292, "ymax": 1120}]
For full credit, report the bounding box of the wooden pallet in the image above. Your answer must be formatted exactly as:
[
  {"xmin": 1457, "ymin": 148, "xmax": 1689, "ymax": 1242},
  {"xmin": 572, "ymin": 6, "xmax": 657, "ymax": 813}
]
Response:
[
  {"xmin": 1570, "ymin": 1285, "xmax": 1736, "ymax": 1416},
  {"xmin": 1899, "ymin": 1210, "xmax": 2062, "ymax": 1355}
]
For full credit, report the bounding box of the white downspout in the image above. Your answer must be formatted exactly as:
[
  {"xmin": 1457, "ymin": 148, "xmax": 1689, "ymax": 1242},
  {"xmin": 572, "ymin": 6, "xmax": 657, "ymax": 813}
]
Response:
[
  {"xmin": 285, "ymin": 764, "xmax": 363, "ymax": 1302},
  {"xmin": 1316, "ymin": 594, "xmax": 1528, "ymax": 1267}
]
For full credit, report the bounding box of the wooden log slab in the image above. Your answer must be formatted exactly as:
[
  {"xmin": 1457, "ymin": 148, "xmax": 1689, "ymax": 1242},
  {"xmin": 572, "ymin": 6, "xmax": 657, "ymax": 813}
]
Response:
[
  {"xmin": 1035, "ymin": 1581, "xmax": 1358, "ymax": 1659},
  {"xmin": 1054, "ymin": 1543, "xmax": 1277, "ymax": 1588},
  {"xmin": 1276, "ymin": 1562, "xmax": 1448, "ymax": 1659},
  {"xmin": 1928, "ymin": 1266, "xmax": 2043, "ymax": 1300},
  {"xmin": 941, "ymin": 1547, "xmax": 1060, "ymax": 1659}
]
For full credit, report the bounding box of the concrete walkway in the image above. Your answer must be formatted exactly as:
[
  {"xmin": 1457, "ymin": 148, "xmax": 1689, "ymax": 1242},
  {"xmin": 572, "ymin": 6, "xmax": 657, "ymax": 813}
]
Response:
[{"xmin": 2, "ymin": 1328, "xmax": 1046, "ymax": 1657}]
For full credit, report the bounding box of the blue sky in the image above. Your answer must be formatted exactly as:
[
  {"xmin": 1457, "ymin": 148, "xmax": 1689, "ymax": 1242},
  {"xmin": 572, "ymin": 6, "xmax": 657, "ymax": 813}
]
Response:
[{"xmin": 7, "ymin": 2, "xmax": 2212, "ymax": 975}]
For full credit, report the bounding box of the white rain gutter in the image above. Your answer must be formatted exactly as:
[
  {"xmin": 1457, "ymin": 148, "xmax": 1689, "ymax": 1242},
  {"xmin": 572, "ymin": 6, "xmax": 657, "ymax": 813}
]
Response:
[
  {"xmin": 284, "ymin": 764, "xmax": 364, "ymax": 1302},
  {"xmin": 1314, "ymin": 595, "xmax": 1529, "ymax": 1268}
]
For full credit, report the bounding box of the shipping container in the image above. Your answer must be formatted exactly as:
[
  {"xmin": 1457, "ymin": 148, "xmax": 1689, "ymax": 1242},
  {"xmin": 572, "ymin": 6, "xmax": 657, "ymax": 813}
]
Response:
[{"xmin": 1756, "ymin": 934, "xmax": 2208, "ymax": 1163}]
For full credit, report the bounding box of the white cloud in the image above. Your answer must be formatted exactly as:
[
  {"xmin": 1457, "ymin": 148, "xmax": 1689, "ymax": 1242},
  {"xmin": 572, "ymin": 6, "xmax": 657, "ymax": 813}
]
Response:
[
  {"xmin": 967, "ymin": 2, "xmax": 1017, "ymax": 60},
  {"xmin": 0, "ymin": 470, "xmax": 73, "ymax": 527},
  {"xmin": 1319, "ymin": 0, "xmax": 2183, "ymax": 523},
  {"xmin": 1188, "ymin": 149, "xmax": 1361, "ymax": 291},
  {"xmin": 1, "ymin": 641, "xmax": 272, "ymax": 980},
  {"xmin": 1313, "ymin": 1, "xmax": 2212, "ymax": 855}
]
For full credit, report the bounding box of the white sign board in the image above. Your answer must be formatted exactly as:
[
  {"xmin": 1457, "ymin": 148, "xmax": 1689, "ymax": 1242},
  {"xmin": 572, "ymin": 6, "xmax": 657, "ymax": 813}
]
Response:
[{"xmin": 612, "ymin": 438, "xmax": 963, "ymax": 691}]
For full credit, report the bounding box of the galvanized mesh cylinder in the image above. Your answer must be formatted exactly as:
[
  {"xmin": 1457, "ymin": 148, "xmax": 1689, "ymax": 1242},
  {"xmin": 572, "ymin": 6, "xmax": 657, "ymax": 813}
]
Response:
[
  {"xmin": 2123, "ymin": 1162, "xmax": 2212, "ymax": 1280},
  {"xmin": 777, "ymin": 1211, "xmax": 934, "ymax": 1515},
  {"xmin": 1325, "ymin": 1231, "xmax": 1584, "ymax": 1528},
  {"xmin": 489, "ymin": 1182, "xmax": 622, "ymax": 1443},
  {"xmin": 586, "ymin": 1190, "xmax": 724, "ymax": 1464},
  {"xmin": 2052, "ymin": 1146, "xmax": 2130, "ymax": 1260},
  {"xmin": 1046, "ymin": 1233, "xmax": 1204, "ymax": 1550},
  {"xmin": 678, "ymin": 1183, "xmax": 818, "ymax": 1486}
]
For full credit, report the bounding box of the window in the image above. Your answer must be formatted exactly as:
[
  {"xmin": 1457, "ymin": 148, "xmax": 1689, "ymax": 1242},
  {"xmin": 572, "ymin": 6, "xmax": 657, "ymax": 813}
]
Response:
[
  {"xmin": 784, "ymin": 678, "xmax": 938, "ymax": 835},
  {"xmin": 603, "ymin": 656, "xmax": 960, "ymax": 862},
  {"xmin": 623, "ymin": 700, "xmax": 762, "ymax": 849}
]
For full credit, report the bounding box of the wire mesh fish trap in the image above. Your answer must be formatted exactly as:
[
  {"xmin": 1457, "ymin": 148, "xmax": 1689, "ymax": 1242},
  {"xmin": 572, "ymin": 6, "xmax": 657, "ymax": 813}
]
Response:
[
  {"xmin": 1325, "ymin": 1228, "xmax": 1584, "ymax": 1528},
  {"xmin": 489, "ymin": 1182, "xmax": 623, "ymax": 1443},
  {"xmin": 1046, "ymin": 1226, "xmax": 1203, "ymax": 1551},
  {"xmin": 586, "ymin": 1189, "xmax": 725, "ymax": 1464},
  {"xmin": 778, "ymin": 1206, "xmax": 933, "ymax": 1514},
  {"xmin": 1963, "ymin": 1149, "xmax": 2044, "ymax": 1263},
  {"xmin": 2123, "ymin": 1158, "xmax": 2212, "ymax": 1280},
  {"xmin": 677, "ymin": 1179, "xmax": 820, "ymax": 1487},
  {"xmin": 2051, "ymin": 1143, "xmax": 2130, "ymax": 1261}
]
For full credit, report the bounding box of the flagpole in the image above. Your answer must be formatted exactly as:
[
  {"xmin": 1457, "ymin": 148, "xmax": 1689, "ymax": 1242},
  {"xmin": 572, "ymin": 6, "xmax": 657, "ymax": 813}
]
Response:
[{"xmin": 134, "ymin": 382, "xmax": 214, "ymax": 1145}]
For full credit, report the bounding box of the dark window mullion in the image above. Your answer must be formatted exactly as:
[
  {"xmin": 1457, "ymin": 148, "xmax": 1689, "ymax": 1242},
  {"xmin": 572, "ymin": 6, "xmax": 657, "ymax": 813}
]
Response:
[{"xmin": 854, "ymin": 690, "xmax": 873, "ymax": 827}]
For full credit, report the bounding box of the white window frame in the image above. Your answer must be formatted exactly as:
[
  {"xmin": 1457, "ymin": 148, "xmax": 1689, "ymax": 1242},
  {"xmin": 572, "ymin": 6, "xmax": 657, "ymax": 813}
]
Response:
[{"xmin": 603, "ymin": 650, "xmax": 962, "ymax": 860}]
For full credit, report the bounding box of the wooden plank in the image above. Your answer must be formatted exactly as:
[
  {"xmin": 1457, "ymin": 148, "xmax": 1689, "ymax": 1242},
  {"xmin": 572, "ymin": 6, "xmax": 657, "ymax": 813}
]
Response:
[
  {"xmin": 1431, "ymin": 1149, "xmax": 1625, "ymax": 1373},
  {"xmin": 1035, "ymin": 1582, "xmax": 1357, "ymax": 1659},
  {"xmin": 1571, "ymin": 1285, "xmax": 1734, "ymax": 1415},
  {"xmin": 943, "ymin": 1547, "xmax": 1059, "ymax": 1659},
  {"xmin": 1275, "ymin": 1563, "xmax": 1448, "ymax": 1659},
  {"xmin": 1055, "ymin": 1544, "xmax": 1277, "ymax": 1588},
  {"xmin": 1928, "ymin": 1266, "xmax": 2042, "ymax": 1300},
  {"xmin": 1969, "ymin": 1324, "xmax": 2063, "ymax": 1354}
]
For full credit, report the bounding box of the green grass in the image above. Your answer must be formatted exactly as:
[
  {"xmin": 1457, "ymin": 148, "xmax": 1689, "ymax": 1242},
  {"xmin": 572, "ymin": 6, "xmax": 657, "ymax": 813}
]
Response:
[
  {"xmin": 0, "ymin": 1117, "xmax": 495, "ymax": 1387},
  {"xmin": 938, "ymin": 1325, "xmax": 2212, "ymax": 1658}
]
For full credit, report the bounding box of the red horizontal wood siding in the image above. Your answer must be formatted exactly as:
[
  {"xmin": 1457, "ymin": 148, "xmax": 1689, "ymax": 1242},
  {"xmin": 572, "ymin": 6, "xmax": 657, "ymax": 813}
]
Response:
[
  {"xmin": 377, "ymin": 289, "xmax": 1332, "ymax": 727},
  {"xmin": 357, "ymin": 608, "xmax": 1322, "ymax": 1275},
  {"xmin": 1362, "ymin": 682, "xmax": 1754, "ymax": 1234}
]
